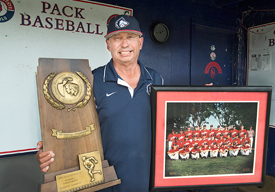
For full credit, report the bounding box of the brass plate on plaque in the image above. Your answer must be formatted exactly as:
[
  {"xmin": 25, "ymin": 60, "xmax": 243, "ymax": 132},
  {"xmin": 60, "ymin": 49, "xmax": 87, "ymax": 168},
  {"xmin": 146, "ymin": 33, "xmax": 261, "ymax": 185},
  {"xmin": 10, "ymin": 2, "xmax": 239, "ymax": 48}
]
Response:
[
  {"xmin": 51, "ymin": 72, "xmax": 85, "ymax": 105},
  {"xmin": 56, "ymin": 151, "xmax": 104, "ymax": 192},
  {"xmin": 52, "ymin": 124, "xmax": 95, "ymax": 139}
]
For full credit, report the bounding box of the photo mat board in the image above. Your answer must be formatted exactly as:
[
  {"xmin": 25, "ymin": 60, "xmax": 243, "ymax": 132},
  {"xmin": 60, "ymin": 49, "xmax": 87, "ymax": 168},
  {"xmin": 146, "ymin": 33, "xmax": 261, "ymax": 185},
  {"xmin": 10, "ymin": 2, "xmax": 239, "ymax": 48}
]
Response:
[{"xmin": 150, "ymin": 86, "xmax": 271, "ymax": 191}]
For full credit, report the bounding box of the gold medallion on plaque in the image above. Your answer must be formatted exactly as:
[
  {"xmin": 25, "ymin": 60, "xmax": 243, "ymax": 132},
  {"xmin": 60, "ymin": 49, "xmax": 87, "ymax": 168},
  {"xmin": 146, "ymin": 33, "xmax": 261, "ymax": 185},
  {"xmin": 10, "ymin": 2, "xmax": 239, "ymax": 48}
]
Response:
[
  {"xmin": 43, "ymin": 71, "xmax": 92, "ymax": 111},
  {"xmin": 52, "ymin": 72, "xmax": 85, "ymax": 104}
]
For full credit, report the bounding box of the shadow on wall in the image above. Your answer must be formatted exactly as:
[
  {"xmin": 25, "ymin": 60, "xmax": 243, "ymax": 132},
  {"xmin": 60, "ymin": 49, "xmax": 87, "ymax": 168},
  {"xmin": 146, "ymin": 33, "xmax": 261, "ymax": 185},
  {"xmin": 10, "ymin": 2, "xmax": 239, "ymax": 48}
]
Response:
[{"xmin": 0, "ymin": 153, "xmax": 43, "ymax": 192}]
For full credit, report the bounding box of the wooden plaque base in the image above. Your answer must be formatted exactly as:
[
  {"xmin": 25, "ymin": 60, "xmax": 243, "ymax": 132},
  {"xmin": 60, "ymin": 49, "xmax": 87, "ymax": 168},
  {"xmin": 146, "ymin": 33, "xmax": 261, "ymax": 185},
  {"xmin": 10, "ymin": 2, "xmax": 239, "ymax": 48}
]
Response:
[{"xmin": 39, "ymin": 160, "xmax": 121, "ymax": 192}]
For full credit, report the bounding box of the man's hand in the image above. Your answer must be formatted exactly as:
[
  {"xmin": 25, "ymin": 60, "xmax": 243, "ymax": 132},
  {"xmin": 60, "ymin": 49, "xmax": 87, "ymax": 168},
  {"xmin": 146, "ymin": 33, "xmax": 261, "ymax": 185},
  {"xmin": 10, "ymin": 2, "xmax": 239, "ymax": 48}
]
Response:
[{"xmin": 35, "ymin": 141, "xmax": 55, "ymax": 173}]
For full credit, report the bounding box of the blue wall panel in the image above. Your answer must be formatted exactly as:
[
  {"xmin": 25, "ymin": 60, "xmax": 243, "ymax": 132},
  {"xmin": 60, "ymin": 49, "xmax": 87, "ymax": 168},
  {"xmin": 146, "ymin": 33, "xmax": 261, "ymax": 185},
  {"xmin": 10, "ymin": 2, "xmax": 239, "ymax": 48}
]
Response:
[{"xmin": 95, "ymin": 0, "xmax": 240, "ymax": 85}]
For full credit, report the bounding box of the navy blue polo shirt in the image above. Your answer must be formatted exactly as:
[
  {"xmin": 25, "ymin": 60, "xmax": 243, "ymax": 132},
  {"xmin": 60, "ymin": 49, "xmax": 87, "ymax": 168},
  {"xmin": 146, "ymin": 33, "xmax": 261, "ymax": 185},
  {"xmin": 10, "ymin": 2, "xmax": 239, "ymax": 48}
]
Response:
[{"xmin": 92, "ymin": 59, "xmax": 163, "ymax": 192}]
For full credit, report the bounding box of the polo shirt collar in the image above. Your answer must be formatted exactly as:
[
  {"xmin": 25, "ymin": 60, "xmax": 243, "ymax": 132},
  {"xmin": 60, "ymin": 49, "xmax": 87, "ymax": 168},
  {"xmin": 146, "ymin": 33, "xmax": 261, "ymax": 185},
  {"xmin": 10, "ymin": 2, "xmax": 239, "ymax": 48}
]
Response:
[{"xmin": 103, "ymin": 59, "xmax": 153, "ymax": 82}]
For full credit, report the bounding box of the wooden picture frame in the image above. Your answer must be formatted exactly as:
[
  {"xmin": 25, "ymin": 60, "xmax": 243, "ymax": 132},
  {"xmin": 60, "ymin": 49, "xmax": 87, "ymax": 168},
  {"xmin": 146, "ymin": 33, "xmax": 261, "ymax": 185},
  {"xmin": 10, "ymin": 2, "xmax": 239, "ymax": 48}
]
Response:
[{"xmin": 150, "ymin": 86, "xmax": 272, "ymax": 191}]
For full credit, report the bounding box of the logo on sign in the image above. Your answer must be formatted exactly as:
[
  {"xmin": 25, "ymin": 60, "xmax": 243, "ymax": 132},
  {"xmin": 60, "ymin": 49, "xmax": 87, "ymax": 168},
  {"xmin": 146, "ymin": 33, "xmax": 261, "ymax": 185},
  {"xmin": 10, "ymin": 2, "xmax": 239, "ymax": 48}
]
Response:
[
  {"xmin": 0, "ymin": 0, "xmax": 15, "ymax": 23},
  {"xmin": 205, "ymin": 61, "xmax": 222, "ymax": 78}
]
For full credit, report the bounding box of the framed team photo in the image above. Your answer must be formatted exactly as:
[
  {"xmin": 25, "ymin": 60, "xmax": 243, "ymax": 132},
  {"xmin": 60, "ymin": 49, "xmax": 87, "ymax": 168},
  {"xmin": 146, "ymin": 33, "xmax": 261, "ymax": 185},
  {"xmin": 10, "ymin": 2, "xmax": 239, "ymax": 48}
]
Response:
[{"xmin": 150, "ymin": 86, "xmax": 272, "ymax": 191}]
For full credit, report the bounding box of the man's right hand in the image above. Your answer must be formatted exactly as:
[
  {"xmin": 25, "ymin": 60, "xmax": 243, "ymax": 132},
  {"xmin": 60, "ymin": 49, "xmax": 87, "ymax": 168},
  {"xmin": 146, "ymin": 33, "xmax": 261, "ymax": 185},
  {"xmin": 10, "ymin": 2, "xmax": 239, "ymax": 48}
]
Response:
[{"xmin": 35, "ymin": 141, "xmax": 55, "ymax": 173}]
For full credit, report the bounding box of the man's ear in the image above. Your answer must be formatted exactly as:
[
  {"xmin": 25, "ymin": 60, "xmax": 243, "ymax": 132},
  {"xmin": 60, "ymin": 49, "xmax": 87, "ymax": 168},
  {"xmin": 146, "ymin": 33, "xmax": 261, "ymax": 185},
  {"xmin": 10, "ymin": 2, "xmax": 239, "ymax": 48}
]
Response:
[
  {"xmin": 139, "ymin": 37, "xmax": 144, "ymax": 50},
  {"xmin": 106, "ymin": 39, "xmax": 110, "ymax": 52}
]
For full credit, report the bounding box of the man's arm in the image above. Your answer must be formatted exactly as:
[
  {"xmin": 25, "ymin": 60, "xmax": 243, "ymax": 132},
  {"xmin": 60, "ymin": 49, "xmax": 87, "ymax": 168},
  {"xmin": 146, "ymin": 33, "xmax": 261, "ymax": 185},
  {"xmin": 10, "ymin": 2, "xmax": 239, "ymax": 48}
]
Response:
[{"xmin": 35, "ymin": 141, "xmax": 55, "ymax": 173}]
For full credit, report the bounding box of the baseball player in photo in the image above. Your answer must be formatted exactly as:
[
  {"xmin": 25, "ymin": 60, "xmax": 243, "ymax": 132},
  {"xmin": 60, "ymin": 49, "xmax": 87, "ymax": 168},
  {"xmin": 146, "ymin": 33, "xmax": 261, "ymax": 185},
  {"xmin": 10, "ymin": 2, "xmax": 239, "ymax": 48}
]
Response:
[
  {"xmin": 181, "ymin": 136, "xmax": 192, "ymax": 151},
  {"xmin": 222, "ymin": 125, "xmax": 230, "ymax": 138},
  {"xmin": 167, "ymin": 144, "xmax": 179, "ymax": 160},
  {"xmin": 215, "ymin": 125, "xmax": 222, "ymax": 139},
  {"xmin": 239, "ymin": 125, "xmax": 248, "ymax": 140},
  {"xmin": 185, "ymin": 126, "xmax": 193, "ymax": 141},
  {"xmin": 247, "ymin": 125, "xmax": 255, "ymax": 153},
  {"xmin": 208, "ymin": 135, "xmax": 216, "ymax": 148},
  {"xmin": 179, "ymin": 145, "xmax": 190, "ymax": 161},
  {"xmin": 167, "ymin": 129, "xmax": 177, "ymax": 151},
  {"xmin": 210, "ymin": 142, "xmax": 219, "ymax": 158},
  {"xmin": 225, "ymin": 134, "xmax": 233, "ymax": 147},
  {"xmin": 193, "ymin": 126, "xmax": 200, "ymax": 139},
  {"xmin": 240, "ymin": 143, "xmax": 251, "ymax": 156},
  {"xmin": 200, "ymin": 125, "xmax": 209, "ymax": 139},
  {"xmin": 200, "ymin": 143, "xmax": 210, "ymax": 159},
  {"xmin": 208, "ymin": 125, "xmax": 215, "ymax": 138},
  {"xmin": 230, "ymin": 126, "xmax": 238, "ymax": 139},
  {"xmin": 229, "ymin": 142, "xmax": 240, "ymax": 157},
  {"xmin": 191, "ymin": 145, "xmax": 200, "ymax": 160},
  {"xmin": 177, "ymin": 129, "xmax": 185, "ymax": 144},
  {"xmin": 219, "ymin": 143, "xmax": 229, "ymax": 158}
]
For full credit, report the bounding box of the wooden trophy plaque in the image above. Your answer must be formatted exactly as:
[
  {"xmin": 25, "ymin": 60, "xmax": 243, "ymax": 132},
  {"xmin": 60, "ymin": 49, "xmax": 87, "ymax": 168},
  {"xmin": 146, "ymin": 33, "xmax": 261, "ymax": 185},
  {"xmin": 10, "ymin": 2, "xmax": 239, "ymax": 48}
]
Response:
[{"xmin": 36, "ymin": 58, "xmax": 120, "ymax": 192}]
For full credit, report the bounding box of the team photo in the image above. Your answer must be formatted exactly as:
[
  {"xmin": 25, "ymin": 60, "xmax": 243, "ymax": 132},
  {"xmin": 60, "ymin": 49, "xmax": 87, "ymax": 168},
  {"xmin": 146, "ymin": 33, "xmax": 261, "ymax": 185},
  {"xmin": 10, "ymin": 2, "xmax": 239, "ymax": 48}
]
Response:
[{"xmin": 165, "ymin": 102, "xmax": 257, "ymax": 177}]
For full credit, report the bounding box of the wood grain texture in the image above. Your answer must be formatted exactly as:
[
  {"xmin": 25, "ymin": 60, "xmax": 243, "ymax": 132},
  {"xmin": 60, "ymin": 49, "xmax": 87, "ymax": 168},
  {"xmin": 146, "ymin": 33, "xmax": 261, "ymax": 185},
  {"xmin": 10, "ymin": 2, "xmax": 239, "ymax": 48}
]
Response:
[{"xmin": 37, "ymin": 58, "xmax": 104, "ymax": 173}]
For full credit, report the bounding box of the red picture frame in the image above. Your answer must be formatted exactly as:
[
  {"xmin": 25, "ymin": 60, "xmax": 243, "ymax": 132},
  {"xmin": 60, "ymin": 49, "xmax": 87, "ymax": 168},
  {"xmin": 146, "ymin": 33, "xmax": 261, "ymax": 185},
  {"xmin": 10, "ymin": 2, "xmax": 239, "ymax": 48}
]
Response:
[{"xmin": 150, "ymin": 86, "xmax": 272, "ymax": 191}]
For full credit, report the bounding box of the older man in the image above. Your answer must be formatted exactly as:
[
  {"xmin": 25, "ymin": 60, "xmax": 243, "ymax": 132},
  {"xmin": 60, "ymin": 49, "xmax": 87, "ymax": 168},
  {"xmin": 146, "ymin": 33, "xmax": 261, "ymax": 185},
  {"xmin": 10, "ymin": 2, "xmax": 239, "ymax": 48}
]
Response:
[{"xmin": 36, "ymin": 15, "xmax": 163, "ymax": 192}]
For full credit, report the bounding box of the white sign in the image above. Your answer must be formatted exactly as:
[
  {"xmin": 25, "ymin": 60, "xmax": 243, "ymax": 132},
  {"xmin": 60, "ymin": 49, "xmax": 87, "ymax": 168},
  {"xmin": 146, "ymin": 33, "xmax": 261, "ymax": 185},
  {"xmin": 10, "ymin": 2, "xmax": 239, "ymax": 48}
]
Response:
[
  {"xmin": 0, "ymin": 0, "xmax": 132, "ymax": 155},
  {"xmin": 248, "ymin": 22, "xmax": 275, "ymax": 128}
]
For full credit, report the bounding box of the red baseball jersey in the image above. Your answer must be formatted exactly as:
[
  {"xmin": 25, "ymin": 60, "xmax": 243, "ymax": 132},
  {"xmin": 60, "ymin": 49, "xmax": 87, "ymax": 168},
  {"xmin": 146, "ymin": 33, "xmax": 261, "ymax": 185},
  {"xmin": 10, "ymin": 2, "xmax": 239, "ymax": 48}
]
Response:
[
  {"xmin": 177, "ymin": 133, "xmax": 185, "ymax": 142},
  {"xmin": 185, "ymin": 130, "xmax": 193, "ymax": 139}
]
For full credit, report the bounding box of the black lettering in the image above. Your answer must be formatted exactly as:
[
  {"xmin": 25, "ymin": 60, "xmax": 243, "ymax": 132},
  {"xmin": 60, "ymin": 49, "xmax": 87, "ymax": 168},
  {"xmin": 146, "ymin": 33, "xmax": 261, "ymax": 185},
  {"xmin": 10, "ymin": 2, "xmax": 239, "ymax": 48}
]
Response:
[
  {"xmin": 20, "ymin": 13, "xmax": 31, "ymax": 26},
  {"xmin": 75, "ymin": 7, "xmax": 85, "ymax": 19},
  {"xmin": 55, "ymin": 18, "xmax": 64, "ymax": 30},
  {"xmin": 95, "ymin": 24, "xmax": 103, "ymax": 35},
  {"xmin": 41, "ymin": 1, "xmax": 51, "ymax": 13},
  {"xmin": 269, "ymin": 39, "xmax": 275, "ymax": 47},
  {"xmin": 75, "ymin": 22, "xmax": 85, "ymax": 33},
  {"xmin": 62, "ymin": 6, "xmax": 73, "ymax": 17},
  {"xmin": 87, "ymin": 23, "xmax": 94, "ymax": 34},
  {"xmin": 45, "ymin": 17, "xmax": 53, "ymax": 29},
  {"xmin": 66, "ymin": 20, "xmax": 75, "ymax": 31},
  {"xmin": 50, "ymin": 4, "xmax": 62, "ymax": 15},
  {"xmin": 32, "ymin": 15, "xmax": 44, "ymax": 28}
]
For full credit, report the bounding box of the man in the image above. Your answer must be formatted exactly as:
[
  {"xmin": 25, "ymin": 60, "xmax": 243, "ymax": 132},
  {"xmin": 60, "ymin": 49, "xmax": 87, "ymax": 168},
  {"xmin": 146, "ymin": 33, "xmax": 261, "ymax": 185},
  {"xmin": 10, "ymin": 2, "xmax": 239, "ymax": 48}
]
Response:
[
  {"xmin": 177, "ymin": 129, "xmax": 185, "ymax": 144},
  {"xmin": 219, "ymin": 143, "xmax": 228, "ymax": 158},
  {"xmin": 210, "ymin": 142, "xmax": 219, "ymax": 158},
  {"xmin": 230, "ymin": 126, "xmax": 238, "ymax": 139},
  {"xmin": 191, "ymin": 145, "xmax": 200, "ymax": 160},
  {"xmin": 199, "ymin": 134, "xmax": 209, "ymax": 148},
  {"xmin": 200, "ymin": 143, "xmax": 209, "ymax": 159},
  {"xmin": 208, "ymin": 125, "xmax": 215, "ymax": 138},
  {"xmin": 215, "ymin": 125, "xmax": 222, "ymax": 140},
  {"xmin": 247, "ymin": 125, "xmax": 255, "ymax": 153},
  {"xmin": 193, "ymin": 125, "xmax": 200, "ymax": 138},
  {"xmin": 167, "ymin": 129, "xmax": 177, "ymax": 151},
  {"xmin": 229, "ymin": 142, "xmax": 240, "ymax": 157},
  {"xmin": 200, "ymin": 125, "xmax": 209, "ymax": 139},
  {"xmin": 222, "ymin": 125, "xmax": 229, "ymax": 138},
  {"xmin": 167, "ymin": 143, "xmax": 179, "ymax": 160},
  {"xmin": 191, "ymin": 135, "xmax": 200, "ymax": 150},
  {"xmin": 185, "ymin": 126, "xmax": 193, "ymax": 141},
  {"xmin": 36, "ymin": 15, "xmax": 163, "ymax": 192},
  {"xmin": 225, "ymin": 134, "xmax": 233, "ymax": 147},
  {"xmin": 181, "ymin": 136, "xmax": 191, "ymax": 151},
  {"xmin": 240, "ymin": 143, "xmax": 251, "ymax": 156},
  {"xmin": 171, "ymin": 137, "xmax": 181, "ymax": 150},
  {"xmin": 239, "ymin": 125, "xmax": 248, "ymax": 140},
  {"xmin": 217, "ymin": 134, "xmax": 225, "ymax": 147},
  {"xmin": 208, "ymin": 135, "xmax": 216, "ymax": 148},
  {"xmin": 179, "ymin": 145, "xmax": 190, "ymax": 161}
]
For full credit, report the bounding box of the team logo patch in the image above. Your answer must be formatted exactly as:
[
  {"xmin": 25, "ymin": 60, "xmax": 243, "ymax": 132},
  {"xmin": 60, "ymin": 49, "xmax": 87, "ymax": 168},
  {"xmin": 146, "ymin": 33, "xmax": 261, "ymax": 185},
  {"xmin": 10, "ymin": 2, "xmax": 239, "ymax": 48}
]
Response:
[
  {"xmin": 0, "ymin": 0, "xmax": 15, "ymax": 23},
  {"xmin": 146, "ymin": 83, "xmax": 152, "ymax": 95},
  {"xmin": 115, "ymin": 17, "xmax": 129, "ymax": 29}
]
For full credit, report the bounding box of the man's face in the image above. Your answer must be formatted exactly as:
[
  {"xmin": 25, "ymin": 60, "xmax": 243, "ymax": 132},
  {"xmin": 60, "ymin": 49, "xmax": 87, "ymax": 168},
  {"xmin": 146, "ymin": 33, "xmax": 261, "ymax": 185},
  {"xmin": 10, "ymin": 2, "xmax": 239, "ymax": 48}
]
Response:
[{"xmin": 106, "ymin": 32, "xmax": 143, "ymax": 66}]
